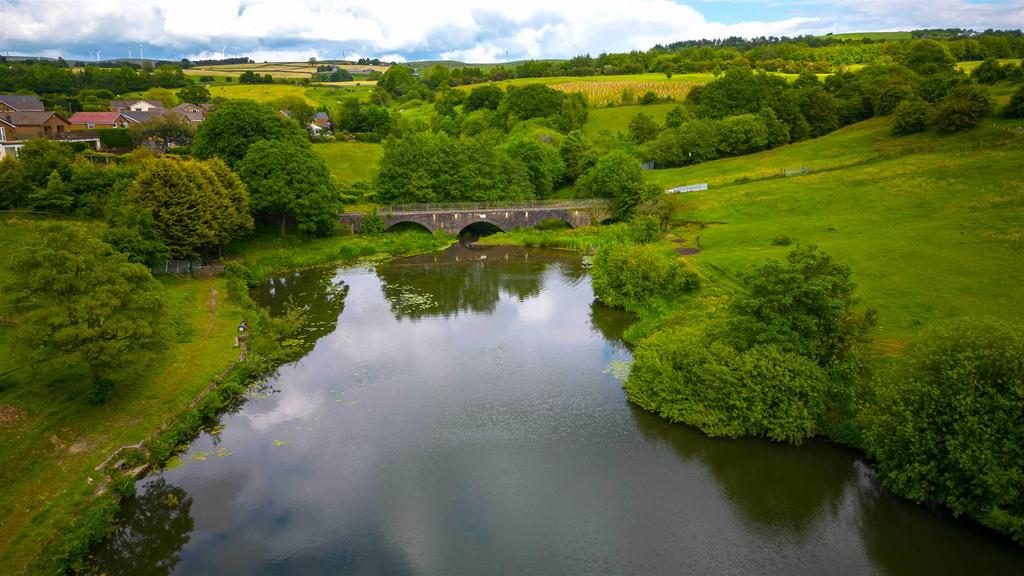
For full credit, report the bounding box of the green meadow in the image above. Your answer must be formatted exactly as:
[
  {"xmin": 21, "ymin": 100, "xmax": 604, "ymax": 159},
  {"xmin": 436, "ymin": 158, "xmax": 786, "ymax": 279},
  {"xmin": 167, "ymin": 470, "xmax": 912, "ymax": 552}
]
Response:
[{"xmin": 312, "ymin": 141, "xmax": 385, "ymax": 186}]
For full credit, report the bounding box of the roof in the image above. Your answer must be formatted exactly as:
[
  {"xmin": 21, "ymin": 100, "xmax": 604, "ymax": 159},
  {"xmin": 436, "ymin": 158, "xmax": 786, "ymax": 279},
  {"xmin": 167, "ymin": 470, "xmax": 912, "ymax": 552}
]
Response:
[
  {"xmin": 177, "ymin": 110, "xmax": 204, "ymax": 123},
  {"xmin": 119, "ymin": 110, "xmax": 165, "ymax": 123},
  {"xmin": 110, "ymin": 99, "xmax": 164, "ymax": 110},
  {"xmin": 2, "ymin": 111, "xmax": 64, "ymax": 126},
  {"xmin": 68, "ymin": 111, "xmax": 123, "ymax": 124},
  {"xmin": 314, "ymin": 111, "xmax": 330, "ymax": 121},
  {"xmin": 0, "ymin": 94, "xmax": 45, "ymax": 111}
]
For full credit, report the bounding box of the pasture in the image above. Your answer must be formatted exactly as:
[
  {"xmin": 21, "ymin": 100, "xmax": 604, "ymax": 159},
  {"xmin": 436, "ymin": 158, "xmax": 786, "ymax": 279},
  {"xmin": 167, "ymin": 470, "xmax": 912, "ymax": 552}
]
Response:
[
  {"xmin": 654, "ymin": 117, "xmax": 1024, "ymax": 341},
  {"xmin": 312, "ymin": 141, "xmax": 384, "ymax": 185}
]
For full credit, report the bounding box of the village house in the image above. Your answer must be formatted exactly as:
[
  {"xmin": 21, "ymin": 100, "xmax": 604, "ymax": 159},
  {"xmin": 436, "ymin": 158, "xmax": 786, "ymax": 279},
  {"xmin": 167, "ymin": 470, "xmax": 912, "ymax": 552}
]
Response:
[
  {"xmin": 67, "ymin": 111, "xmax": 132, "ymax": 130},
  {"xmin": 1, "ymin": 110, "xmax": 71, "ymax": 139},
  {"xmin": 109, "ymin": 99, "xmax": 164, "ymax": 112}
]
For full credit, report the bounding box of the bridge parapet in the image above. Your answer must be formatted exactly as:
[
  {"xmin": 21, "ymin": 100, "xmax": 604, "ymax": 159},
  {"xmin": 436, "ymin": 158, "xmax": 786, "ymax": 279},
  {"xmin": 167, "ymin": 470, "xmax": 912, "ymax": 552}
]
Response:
[{"xmin": 339, "ymin": 200, "xmax": 610, "ymax": 235}]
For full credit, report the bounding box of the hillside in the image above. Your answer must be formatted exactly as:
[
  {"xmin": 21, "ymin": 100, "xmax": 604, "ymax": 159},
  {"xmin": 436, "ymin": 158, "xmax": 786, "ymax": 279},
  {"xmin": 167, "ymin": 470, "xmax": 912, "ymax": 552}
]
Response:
[{"xmin": 653, "ymin": 117, "xmax": 1024, "ymax": 341}]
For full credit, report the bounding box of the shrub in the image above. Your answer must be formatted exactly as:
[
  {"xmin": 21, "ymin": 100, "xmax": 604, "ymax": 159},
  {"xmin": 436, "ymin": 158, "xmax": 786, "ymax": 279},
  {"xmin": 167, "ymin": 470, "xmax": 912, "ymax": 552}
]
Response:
[
  {"xmin": 625, "ymin": 328, "xmax": 831, "ymax": 444},
  {"xmin": 97, "ymin": 128, "xmax": 132, "ymax": 149},
  {"xmin": 1005, "ymin": 85, "xmax": 1024, "ymax": 119},
  {"xmin": 931, "ymin": 84, "xmax": 995, "ymax": 133},
  {"xmin": 361, "ymin": 209, "xmax": 386, "ymax": 235},
  {"xmin": 591, "ymin": 243, "xmax": 699, "ymax": 311},
  {"xmin": 891, "ymin": 98, "xmax": 930, "ymax": 135},
  {"xmin": 772, "ymin": 234, "xmax": 792, "ymax": 246},
  {"xmin": 864, "ymin": 319, "xmax": 1024, "ymax": 543}
]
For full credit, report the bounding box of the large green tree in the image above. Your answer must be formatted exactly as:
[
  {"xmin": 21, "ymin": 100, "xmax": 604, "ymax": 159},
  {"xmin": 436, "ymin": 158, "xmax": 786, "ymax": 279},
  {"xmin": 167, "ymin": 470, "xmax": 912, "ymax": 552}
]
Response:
[
  {"xmin": 236, "ymin": 140, "xmax": 339, "ymax": 236},
  {"xmin": 126, "ymin": 158, "xmax": 253, "ymax": 258},
  {"xmin": 191, "ymin": 100, "xmax": 308, "ymax": 166},
  {"xmin": 577, "ymin": 150, "xmax": 658, "ymax": 219},
  {"xmin": 7, "ymin": 223, "xmax": 170, "ymax": 402},
  {"xmin": 177, "ymin": 84, "xmax": 211, "ymax": 105}
]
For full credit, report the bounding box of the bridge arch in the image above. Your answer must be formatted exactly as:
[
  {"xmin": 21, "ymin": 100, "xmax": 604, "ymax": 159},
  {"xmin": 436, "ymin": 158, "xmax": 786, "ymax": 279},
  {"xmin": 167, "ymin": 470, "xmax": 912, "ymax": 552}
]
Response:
[
  {"xmin": 458, "ymin": 221, "xmax": 504, "ymax": 238},
  {"xmin": 386, "ymin": 220, "xmax": 433, "ymax": 233},
  {"xmin": 532, "ymin": 216, "xmax": 574, "ymax": 230}
]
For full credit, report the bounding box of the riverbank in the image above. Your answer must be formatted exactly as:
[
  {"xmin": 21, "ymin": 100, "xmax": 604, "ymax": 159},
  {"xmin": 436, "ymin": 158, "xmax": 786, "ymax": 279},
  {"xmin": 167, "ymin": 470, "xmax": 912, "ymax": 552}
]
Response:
[{"xmin": 0, "ymin": 220, "xmax": 454, "ymax": 574}]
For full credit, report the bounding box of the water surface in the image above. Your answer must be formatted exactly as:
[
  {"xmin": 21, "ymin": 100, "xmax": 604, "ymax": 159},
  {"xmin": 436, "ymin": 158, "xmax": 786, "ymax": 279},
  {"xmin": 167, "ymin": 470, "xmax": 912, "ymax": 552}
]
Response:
[{"xmin": 94, "ymin": 244, "xmax": 1024, "ymax": 575}]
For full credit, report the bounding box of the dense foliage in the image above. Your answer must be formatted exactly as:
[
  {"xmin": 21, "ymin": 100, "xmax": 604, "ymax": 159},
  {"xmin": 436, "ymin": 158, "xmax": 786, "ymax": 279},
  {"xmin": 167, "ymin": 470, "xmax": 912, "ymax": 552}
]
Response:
[
  {"xmin": 865, "ymin": 319, "xmax": 1024, "ymax": 543},
  {"xmin": 235, "ymin": 140, "xmax": 339, "ymax": 236},
  {"xmin": 590, "ymin": 243, "xmax": 699, "ymax": 310},
  {"xmin": 125, "ymin": 157, "xmax": 253, "ymax": 257},
  {"xmin": 191, "ymin": 100, "xmax": 308, "ymax": 166},
  {"xmin": 5, "ymin": 223, "xmax": 170, "ymax": 402}
]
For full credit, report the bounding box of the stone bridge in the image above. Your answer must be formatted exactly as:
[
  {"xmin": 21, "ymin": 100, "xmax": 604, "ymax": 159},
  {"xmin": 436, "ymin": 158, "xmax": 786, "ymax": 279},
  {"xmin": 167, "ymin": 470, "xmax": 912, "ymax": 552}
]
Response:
[{"xmin": 339, "ymin": 200, "xmax": 611, "ymax": 235}]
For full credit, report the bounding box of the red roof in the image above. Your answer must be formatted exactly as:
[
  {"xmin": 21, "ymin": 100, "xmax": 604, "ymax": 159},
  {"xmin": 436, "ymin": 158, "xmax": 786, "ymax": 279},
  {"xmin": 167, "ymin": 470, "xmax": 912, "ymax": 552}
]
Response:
[{"xmin": 68, "ymin": 111, "xmax": 122, "ymax": 124}]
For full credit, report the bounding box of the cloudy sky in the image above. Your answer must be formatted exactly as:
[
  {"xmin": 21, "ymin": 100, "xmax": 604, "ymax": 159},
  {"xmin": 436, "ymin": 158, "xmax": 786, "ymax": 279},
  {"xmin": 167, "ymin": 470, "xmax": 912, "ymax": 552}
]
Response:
[{"xmin": 1, "ymin": 0, "xmax": 1021, "ymax": 63}]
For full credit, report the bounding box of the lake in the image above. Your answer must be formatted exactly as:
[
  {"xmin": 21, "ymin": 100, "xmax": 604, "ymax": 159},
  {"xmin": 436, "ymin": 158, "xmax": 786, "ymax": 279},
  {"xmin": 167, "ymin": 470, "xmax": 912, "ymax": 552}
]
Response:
[{"xmin": 92, "ymin": 244, "xmax": 1024, "ymax": 575}]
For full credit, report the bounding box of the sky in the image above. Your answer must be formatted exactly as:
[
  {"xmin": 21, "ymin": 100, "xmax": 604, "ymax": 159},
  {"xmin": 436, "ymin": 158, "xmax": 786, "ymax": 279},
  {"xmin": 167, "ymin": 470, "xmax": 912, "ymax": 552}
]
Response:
[{"xmin": 1, "ymin": 0, "xmax": 1021, "ymax": 63}]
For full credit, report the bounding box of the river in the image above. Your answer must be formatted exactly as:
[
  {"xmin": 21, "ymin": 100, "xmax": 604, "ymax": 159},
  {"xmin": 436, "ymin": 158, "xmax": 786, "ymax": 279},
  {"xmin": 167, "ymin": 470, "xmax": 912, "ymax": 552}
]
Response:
[{"xmin": 92, "ymin": 244, "xmax": 1024, "ymax": 575}]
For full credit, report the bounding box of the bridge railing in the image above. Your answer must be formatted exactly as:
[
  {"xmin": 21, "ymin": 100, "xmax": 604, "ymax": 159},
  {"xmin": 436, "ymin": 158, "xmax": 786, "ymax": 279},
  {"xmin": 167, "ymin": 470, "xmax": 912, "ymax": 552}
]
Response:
[{"xmin": 346, "ymin": 198, "xmax": 609, "ymax": 215}]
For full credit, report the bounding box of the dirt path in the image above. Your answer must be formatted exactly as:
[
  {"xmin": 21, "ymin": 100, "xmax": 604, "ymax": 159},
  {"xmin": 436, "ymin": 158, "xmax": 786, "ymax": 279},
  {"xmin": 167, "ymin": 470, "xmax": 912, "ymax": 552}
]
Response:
[{"xmin": 203, "ymin": 288, "xmax": 218, "ymax": 339}]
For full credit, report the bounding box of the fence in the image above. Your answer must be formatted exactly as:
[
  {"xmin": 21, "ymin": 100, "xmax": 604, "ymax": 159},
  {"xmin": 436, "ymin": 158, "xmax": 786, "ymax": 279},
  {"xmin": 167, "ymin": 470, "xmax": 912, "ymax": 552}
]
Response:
[
  {"xmin": 358, "ymin": 198, "xmax": 611, "ymax": 215},
  {"xmin": 782, "ymin": 166, "xmax": 809, "ymax": 177}
]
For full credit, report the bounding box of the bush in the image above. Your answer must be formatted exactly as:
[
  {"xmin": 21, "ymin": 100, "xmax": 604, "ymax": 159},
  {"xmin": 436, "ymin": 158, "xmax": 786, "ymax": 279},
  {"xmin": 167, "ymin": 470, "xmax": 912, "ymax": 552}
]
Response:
[
  {"xmin": 931, "ymin": 84, "xmax": 995, "ymax": 133},
  {"xmin": 97, "ymin": 128, "xmax": 132, "ymax": 149},
  {"xmin": 772, "ymin": 234, "xmax": 792, "ymax": 246},
  {"xmin": 891, "ymin": 98, "xmax": 930, "ymax": 135},
  {"xmin": 361, "ymin": 209, "xmax": 385, "ymax": 235},
  {"xmin": 1005, "ymin": 85, "xmax": 1024, "ymax": 119},
  {"xmin": 864, "ymin": 319, "xmax": 1024, "ymax": 542},
  {"xmin": 625, "ymin": 328, "xmax": 832, "ymax": 444},
  {"xmin": 591, "ymin": 243, "xmax": 699, "ymax": 311}
]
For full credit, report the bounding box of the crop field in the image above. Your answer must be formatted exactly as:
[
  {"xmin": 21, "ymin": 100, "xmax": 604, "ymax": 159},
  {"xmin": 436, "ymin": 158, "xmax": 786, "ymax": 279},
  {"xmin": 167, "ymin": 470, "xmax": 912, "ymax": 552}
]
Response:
[
  {"xmin": 185, "ymin": 62, "xmax": 317, "ymax": 79},
  {"xmin": 652, "ymin": 117, "xmax": 1024, "ymax": 340},
  {"xmin": 551, "ymin": 79, "xmax": 702, "ymax": 107}
]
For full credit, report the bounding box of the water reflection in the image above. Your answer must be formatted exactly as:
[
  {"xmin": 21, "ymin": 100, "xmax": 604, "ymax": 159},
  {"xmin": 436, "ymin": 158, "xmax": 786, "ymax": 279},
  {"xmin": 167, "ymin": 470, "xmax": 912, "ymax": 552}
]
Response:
[
  {"xmin": 629, "ymin": 404, "xmax": 853, "ymax": 535},
  {"xmin": 88, "ymin": 478, "xmax": 194, "ymax": 575},
  {"xmin": 252, "ymin": 269, "xmax": 348, "ymax": 348},
  {"xmin": 588, "ymin": 299, "xmax": 635, "ymax": 351}
]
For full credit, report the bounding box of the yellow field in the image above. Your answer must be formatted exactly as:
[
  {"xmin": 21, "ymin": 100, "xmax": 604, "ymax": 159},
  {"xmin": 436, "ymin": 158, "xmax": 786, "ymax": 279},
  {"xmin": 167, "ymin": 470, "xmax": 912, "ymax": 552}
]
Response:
[
  {"xmin": 186, "ymin": 62, "xmax": 317, "ymax": 79},
  {"xmin": 205, "ymin": 84, "xmax": 317, "ymax": 104},
  {"xmin": 337, "ymin": 64, "xmax": 390, "ymax": 73},
  {"xmin": 551, "ymin": 79, "xmax": 703, "ymax": 106},
  {"xmin": 317, "ymin": 80, "xmax": 379, "ymax": 87}
]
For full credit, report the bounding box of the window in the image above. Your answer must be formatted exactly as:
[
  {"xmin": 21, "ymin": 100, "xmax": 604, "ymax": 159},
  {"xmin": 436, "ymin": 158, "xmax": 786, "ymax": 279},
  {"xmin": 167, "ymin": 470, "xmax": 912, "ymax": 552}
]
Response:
[{"xmin": 87, "ymin": 122, "xmax": 95, "ymax": 129}]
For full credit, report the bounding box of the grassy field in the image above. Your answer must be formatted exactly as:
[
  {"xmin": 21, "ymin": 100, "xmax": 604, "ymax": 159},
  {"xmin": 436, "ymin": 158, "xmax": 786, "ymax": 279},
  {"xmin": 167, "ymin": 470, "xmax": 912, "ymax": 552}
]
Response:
[
  {"xmin": 652, "ymin": 117, "xmax": 1024, "ymax": 341},
  {"xmin": 583, "ymin": 103, "xmax": 680, "ymax": 135},
  {"xmin": 955, "ymin": 58, "xmax": 1020, "ymax": 73},
  {"xmin": 312, "ymin": 141, "xmax": 384, "ymax": 185},
  {"xmin": 207, "ymin": 84, "xmax": 317, "ymax": 104},
  {"xmin": 0, "ymin": 218, "xmax": 244, "ymax": 573}
]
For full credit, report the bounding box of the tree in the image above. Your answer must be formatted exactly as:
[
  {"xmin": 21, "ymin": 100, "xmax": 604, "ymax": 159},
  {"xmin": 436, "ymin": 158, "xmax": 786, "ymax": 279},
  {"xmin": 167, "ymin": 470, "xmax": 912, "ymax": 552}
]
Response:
[
  {"xmin": 28, "ymin": 169, "xmax": 73, "ymax": 211},
  {"xmin": 126, "ymin": 158, "xmax": 253, "ymax": 258},
  {"xmin": 730, "ymin": 245, "xmax": 875, "ymax": 367},
  {"xmin": 6, "ymin": 223, "xmax": 170, "ymax": 402},
  {"xmin": 499, "ymin": 83, "xmax": 565, "ymax": 122},
  {"xmin": 664, "ymin": 105, "xmax": 694, "ymax": 128},
  {"xmin": 931, "ymin": 84, "xmax": 995, "ymax": 133},
  {"xmin": 971, "ymin": 57, "xmax": 1006, "ymax": 84},
  {"xmin": 891, "ymin": 98, "xmax": 930, "ymax": 135},
  {"xmin": 900, "ymin": 40, "xmax": 956, "ymax": 77},
  {"xmin": 577, "ymin": 150, "xmax": 658, "ymax": 219},
  {"xmin": 191, "ymin": 100, "xmax": 308, "ymax": 166},
  {"xmin": 501, "ymin": 138, "xmax": 565, "ymax": 198},
  {"xmin": 865, "ymin": 319, "xmax": 1024, "ymax": 543},
  {"xmin": 0, "ymin": 157, "xmax": 32, "ymax": 209},
  {"xmin": 16, "ymin": 137, "xmax": 74, "ymax": 187},
  {"xmin": 559, "ymin": 130, "xmax": 598, "ymax": 182},
  {"xmin": 177, "ymin": 84, "xmax": 210, "ymax": 105},
  {"xmin": 1006, "ymin": 85, "xmax": 1024, "ymax": 119},
  {"xmin": 129, "ymin": 113, "xmax": 196, "ymax": 153},
  {"xmin": 628, "ymin": 112, "xmax": 661, "ymax": 144},
  {"xmin": 236, "ymin": 140, "xmax": 339, "ymax": 236},
  {"xmin": 799, "ymin": 87, "xmax": 840, "ymax": 137}
]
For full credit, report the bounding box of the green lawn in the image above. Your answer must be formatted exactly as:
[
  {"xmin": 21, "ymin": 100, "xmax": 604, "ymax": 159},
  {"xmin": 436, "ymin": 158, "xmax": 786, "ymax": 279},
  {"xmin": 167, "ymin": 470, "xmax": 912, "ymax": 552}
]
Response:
[
  {"xmin": 656, "ymin": 118, "xmax": 1024, "ymax": 342},
  {"xmin": 207, "ymin": 84, "xmax": 317, "ymax": 104},
  {"xmin": 584, "ymin": 103, "xmax": 680, "ymax": 135},
  {"xmin": 312, "ymin": 141, "xmax": 384, "ymax": 185},
  {"xmin": 0, "ymin": 218, "xmax": 243, "ymax": 573}
]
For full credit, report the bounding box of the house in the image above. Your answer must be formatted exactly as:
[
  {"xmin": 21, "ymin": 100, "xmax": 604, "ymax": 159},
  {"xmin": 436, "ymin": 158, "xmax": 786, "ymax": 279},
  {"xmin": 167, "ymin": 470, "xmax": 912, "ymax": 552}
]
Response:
[
  {"xmin": 109, "ymin": 99, "xmax": 164, "ymax": 112},
  {"xmin": 67, "ymin": 111, "xmax": 132, "ymax": 130},
  {"xmin": 313, "ymin": 111, "xmax": 331, "ymax": 129},
  {"xmin": 1, "ymin": 111, "xmax": 71, "ymax": 139},
  {"xmin": 172, "ymin": 103, "xmax": 205, "ymax": 123},
  {"xmin": 0, "ymin": 94, "xmax": 45, "ymax": 112},
  {"xmin": 118, "ymin": 109, "xmax": 165, "ymax": 124}
]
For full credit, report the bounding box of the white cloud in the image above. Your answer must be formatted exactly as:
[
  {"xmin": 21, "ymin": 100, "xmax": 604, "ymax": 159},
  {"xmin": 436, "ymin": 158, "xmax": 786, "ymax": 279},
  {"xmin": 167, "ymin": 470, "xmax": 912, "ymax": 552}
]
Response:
[{"xmin": 0, "ymin": 0, "xmax": 1020, "ymax": 62}]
